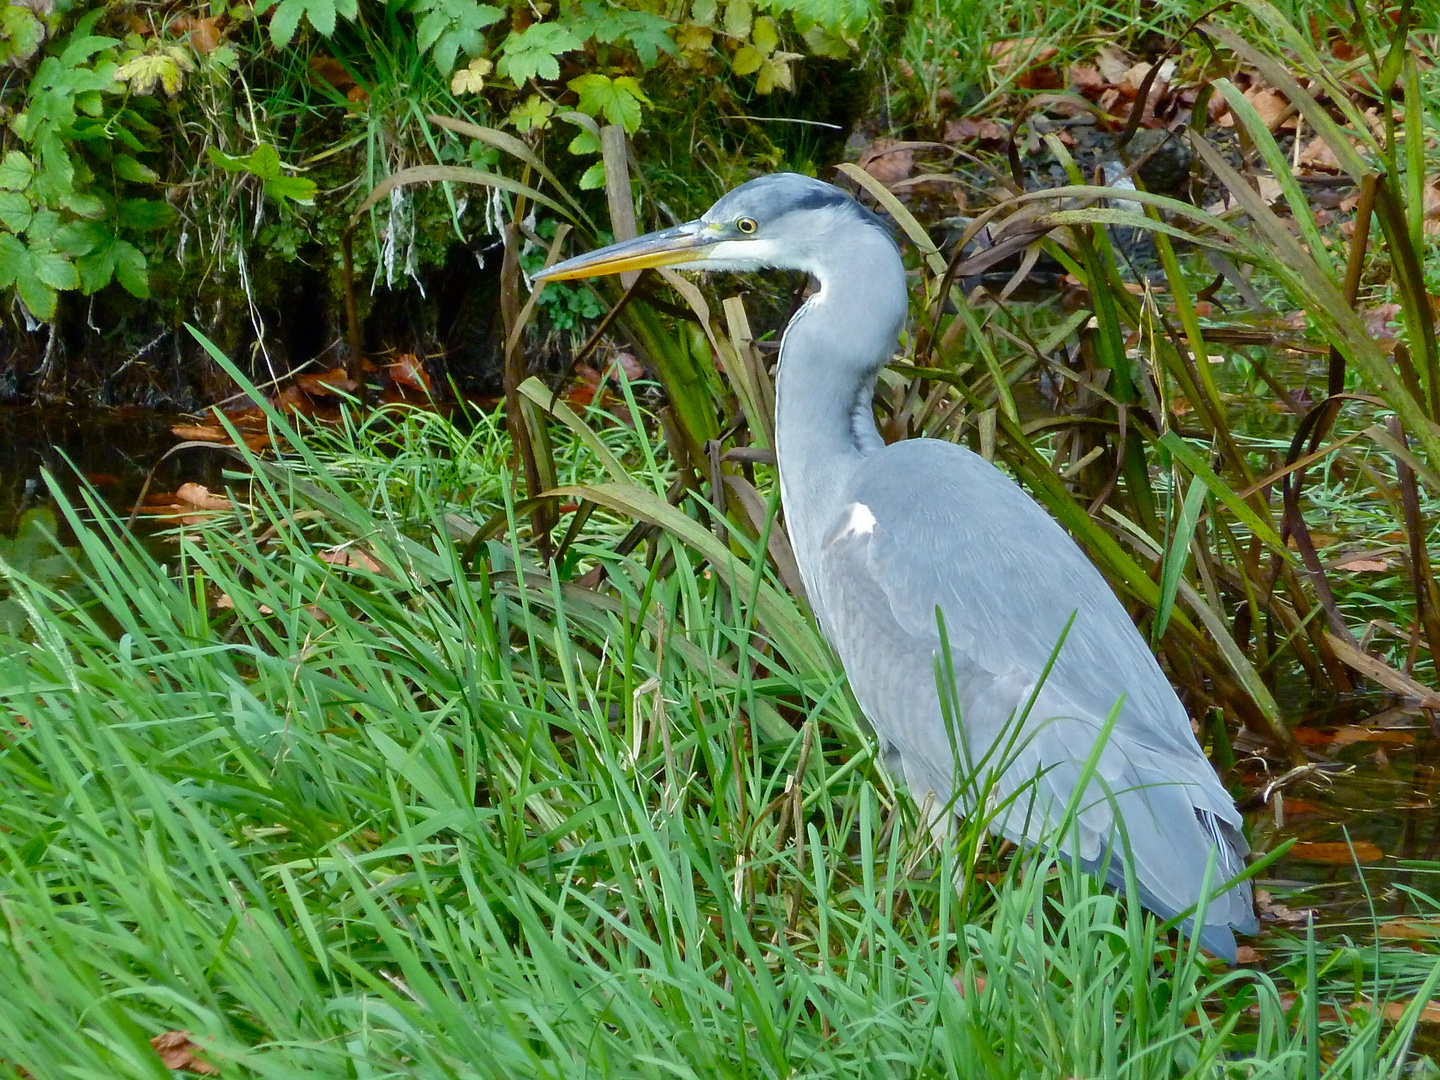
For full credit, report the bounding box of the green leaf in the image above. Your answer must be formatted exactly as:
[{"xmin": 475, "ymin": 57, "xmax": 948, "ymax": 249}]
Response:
[
  {"xmin": 751, "ymin": 15, "xmax": 778, "ymax": 54},
  {"xmin": 55, "ymin": 221, "xmax": 103, "ymax": 257},
  {"xmin": 76, "ymin": 243, "xmax": 115, "ymax": 293},
  {"xmin": 0, "ymin": 5, "xmax": 44, "ymax": 63},
  {"xmin": 113, "ymin": 239, "xmax": 147, "ymax": 297},
  {"xmin": 507, "ymin": 94, "xmax": 555, "ymax": 133},
  {"xmin": 117, "ymin": 198, "xmax": 177, "ymax": 231},
  {"xmin": 731, "ymin": 43, "xmax": 762, "ymax": 75},
  {"xmin": 413, "ymin": 0, "xmax": 502, "ymax": 75},
  {"xmin": 306, "ymin": 0, "xmax": 337, "ymax": 36},
  {"xmin": 15, "ymin": 271, "xmax": 56, "ymax": 319},
  {"xmin": 113, "ymin": 154, "xmax": 159, "ymax": 183},
  {"xmin": 578, "ymin": 160, "xmax": 606, "ymax": 189},
  {"xmin": 0, "ymin": 193, "xmax": 30, "ymax": 233},
  {"xmin": 567, "ymin": 126, "xmax": 600, "ymax": 155},
  {"xmin": 691, "ymin": 0, "xmax": 716, "ymax": 24},
  {"xmin": 723, "ymin": 0, "xmax": 751, "ymax": 40},
  {"xmin": 60, "ymin": 192, "xmax": 104, "ymax": 218},
  {"xmin": 0, "ymin": 231, "xmax": 26, "ymax": 288},
  {"xmin": 575, "ymin": 1, "xmax": 673, "ymax": 67},
  {"xmin": 269, "ymin": 0, "xmax": 308, "ymax": 47},
  {"xmin": 0, "ymin": 152, "xmax": 32, "ymax": 191},
  {"xmin": 497, "ymin": 22, "xmax": 583, "ymax": 86},
  {"xmin": 31, "ymin": 244, "xmax": 78, "ymax": 292},
  {"xmin": 263, "ymin": 175, "xmax": 317, "ymax": 205},
  {"xmin": 568, "ymin": 73, "xmax": 649, "ymax": 134}
]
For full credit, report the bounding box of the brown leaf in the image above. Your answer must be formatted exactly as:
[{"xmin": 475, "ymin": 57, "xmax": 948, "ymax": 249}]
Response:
[
  {"xmin": 296, "ymin": 366, "xmax": 359, "ymax": 396},
  {"xmin": 175, "ymin": 483, "xmax": 232, "ymax": 511},
  {"xmin": 318, "ymin": 545, "xmax": 387, "ymax": 575},
  {"xmin": 943, "ymin": 117, "xmax": 1008, "ymax": 143},
  {"xmin": 151, "ymin": 1031, "xmax": 218, "ymax": 1075},
  {"xmin": 171, "ymin": 424, "xmax": 231, "ymax": 443},
  {"xmin": 1256, "ymin": 889, "xmax": 1314, "ymax": 926},
  {"xmin": 1245, "ymin": 86, "xmax": 1294, "ymax": 130},
  {"xmin": 989, "ymin": 38, "xmax": 1058, "ymax": 78},
  {"xmin": 1331, "ymin": 725, "xmax": 1414, "ymax": 748},
  {"xmin": 1332, "ymin": 557, "xmax": 1389, "ymax": 572},
  {"xmin": 1234, "ymin": 944, "xmax": 1262, "ymax": 964},
  {"xmin": 309, "ymin": 54, "xmax": 355, "ymax": 92},
  {"xmin": 170, "ymin": 15, "xmax": 225, "ymax": 54},
  {"xmin": 386, "ymin": 353, "xmax": 432, "ymax": 394},
  {"xmin": 857, "ymin": 139, "xmax": 914, "ymax": 186},
  {"xmin": 1379, "ymin": 998, "xmax": 1440, "ymax": 1024},
  {"xmin": 1378, "ymin": 918, "xmax": 1440, "ymax": 940},
  {"xmin": 1093, "ymin": 43, "xmax": 1132, "ymax": 85},
  {"xmin": 1069, "ymin": 63, "xmax": 1105, "ymax": 96},
  {"xmin": 1297, "ymin": 135, "xmax": 1342, "ymax": 171},
  {"xmin": 1289, "ymin": 840, "xmax": 1384, "ymax": 863}
]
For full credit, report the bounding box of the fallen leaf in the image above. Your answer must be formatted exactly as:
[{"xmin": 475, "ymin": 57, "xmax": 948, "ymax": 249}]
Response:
[
  {"xmin": 175, "ymin": 483, "xmax": 232, "ymax": 511},
  {"xmin": 1379, "ymin": 998, "xmax": 1440, "ymax": 1024},
  {"xmin": 1378, "ymin": 918, "xmax": 1440, "ymax": 940},
  {"xmin": 1289, "ymin": 840, "xmax": 1384, "ymax": 863},
  {"xmin": 1331, "ymin": 725, "xmax": 1414, "ymax": 748},
  {"xmin": 1333, "ymin": 557, "xmax": 1389, "ymax": 572},
  {"xmin": 944, "ymin": 117, "xmax": 1008, "ymax": 143},
  {"xmin": 1093, "ymin": 43, "xmax": 1132, "ymax": 84},
  {"xmin": 857, "ymin": 139, "xmax": 914, "ymax": 186},
  {"xmin": 1297, "ymin": 135, "xmax": 1342, "ymax": 171},
  {"xmin": 309, "ymin": 54, "xmax": 355, "ymax": 92},
  {"xmin": 1256, "ymin": 889, "xmax": 1315, "ymax": 926},
  {"xmin": 296, "ymin": 366, "xmax": 359, "ymax": 396},
  {"xmin": 387, "ymin": 353, "xmax": 431, "ymax": 394},
  {"xmin": 989, "ymin": 38, "xmax": 1057, "ymax": 78},
  {"xmin": 1069, "ymin": 63, "xmax": 1105, "ymax": 95},
  {"xmin": 318, "ymin": 545, "xmax": 386, "ymax": 574},
  {"xmin": 151, "ymin": 1030, "xmax": 218, "ymax": 1074},
  {"xmin": 1234, "ymin": 944, "xmax": 1262, "ymax": 963},
  {"xmin": 1245, "ymin": 85, "xmax": 1294, "ymax": 130},
  {"xmin": 1291, "ymin": 727, "xmax": 1333, "ymax": 745}
]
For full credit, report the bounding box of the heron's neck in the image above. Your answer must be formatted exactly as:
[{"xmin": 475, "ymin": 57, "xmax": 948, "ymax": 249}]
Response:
[{"xmin": 773, "ymin": 229, "xmax": 907, "ymax": 564}]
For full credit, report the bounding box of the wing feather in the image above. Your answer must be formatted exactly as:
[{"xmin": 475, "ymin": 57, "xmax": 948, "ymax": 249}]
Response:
[{"xmin": 809, "ymin": 439, "xmax": 1255, "ymax": 952}]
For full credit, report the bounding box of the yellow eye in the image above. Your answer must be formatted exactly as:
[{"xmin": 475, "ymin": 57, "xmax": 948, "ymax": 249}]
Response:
[{"xmin": 736, "ymin": 217, "xmax": 758, "ymax": 234}]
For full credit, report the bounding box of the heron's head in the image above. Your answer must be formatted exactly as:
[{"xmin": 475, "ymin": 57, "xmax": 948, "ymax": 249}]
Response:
[{"xmin": 534, "ymin": 173, "xmax": 893, "ymax": 284}]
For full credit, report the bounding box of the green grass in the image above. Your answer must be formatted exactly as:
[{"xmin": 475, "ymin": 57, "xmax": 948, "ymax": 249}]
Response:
[{"xmin": 0, "ymin": 395, "xmax": 1435, "ymax": 1077}]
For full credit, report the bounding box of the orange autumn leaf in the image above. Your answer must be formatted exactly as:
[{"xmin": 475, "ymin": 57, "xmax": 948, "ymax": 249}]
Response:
[
  {"xmin": 1378, "ymin": 918, "xmax": 1440, "ymax": 940},
  {"xmin": 1331, "ymin": 726, "xmax": 1414, "ymax": 749},
  {"xmin": 1289, "ymin": 840, "xmax": 1384, "ymax": 863}
]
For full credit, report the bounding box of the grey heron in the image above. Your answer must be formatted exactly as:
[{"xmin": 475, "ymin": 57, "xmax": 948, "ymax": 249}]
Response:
[{"xmin": 535, "ymin": 172, "xmax": 1256, "ymax": 959}]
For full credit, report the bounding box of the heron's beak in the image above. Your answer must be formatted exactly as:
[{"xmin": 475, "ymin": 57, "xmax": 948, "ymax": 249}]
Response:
[{"xmin": 534, "ymin": 221, "xmax": 713, "ymax": 282}]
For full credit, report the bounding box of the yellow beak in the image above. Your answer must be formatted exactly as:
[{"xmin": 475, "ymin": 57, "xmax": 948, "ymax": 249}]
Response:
[{"xmin": 534, "ymin": 221, "xmax": 713, "ymax": 282}]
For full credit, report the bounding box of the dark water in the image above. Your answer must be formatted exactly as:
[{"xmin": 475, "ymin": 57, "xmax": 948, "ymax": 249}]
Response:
[{"xmin": 0, "ymin": 406, "xmax": 230, "ymax": 535}]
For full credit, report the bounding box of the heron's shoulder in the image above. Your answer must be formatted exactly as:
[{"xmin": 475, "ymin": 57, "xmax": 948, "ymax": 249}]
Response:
[{"xmin": 845, "ymin": 438, "xmax": 1043, "ymax": 516}]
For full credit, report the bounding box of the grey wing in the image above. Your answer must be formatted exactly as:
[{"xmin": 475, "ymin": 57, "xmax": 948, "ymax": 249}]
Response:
[{"xmin": 810, "ymin": 439, "xmax": 1254, "ymax": 950}]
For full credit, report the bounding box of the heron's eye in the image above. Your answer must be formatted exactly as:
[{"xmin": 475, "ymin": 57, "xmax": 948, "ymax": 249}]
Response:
[{"xmin": 736, "ymin": 217, "xmax": 758, "ymax": 234}]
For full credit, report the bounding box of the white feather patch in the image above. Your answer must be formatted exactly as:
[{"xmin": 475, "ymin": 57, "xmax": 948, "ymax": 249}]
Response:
[{"xmin": 835, "ymin": 501, "xmax": 877, "ymax": 540}]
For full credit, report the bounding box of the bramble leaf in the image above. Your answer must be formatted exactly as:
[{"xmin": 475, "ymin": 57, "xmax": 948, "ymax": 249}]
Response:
[
  {"xmin": 507, "ymin": 93, "xmax": 555, "ymax": 132},
  {"xmin": 413, "ymin": 0, "xmax": 502, "ymax": 75},
  {"xmin": 579, "ymin": 161, "xmax": 606, "ymax": 189},
  {"xmin": 497, "ymin": 22, "xmax": 583, "ymax": 86},
  {"xmin": 0, "ymin": 152, "xmax": 32, "ymax": 191},
  {"xmin": 118, "ymin": 198, "xmax": 177, "ymax": 231},
  {"xmin": 0, "ymin": 193, "xmax": 31, "ymax": 233},
  {"xmin": 0, "ymin": 5, "xmax": 44, "ymax": 64},
  {"xmin": 115, "ymin": 45, "xmax": 195, "ymax": 97},
  {"xmin": 569, "ymin": 73, "xmax": 649, "ymax": 133},
  {"xmin": 449, "ymin": 57, "xmax": 491, "ymax": 94}
]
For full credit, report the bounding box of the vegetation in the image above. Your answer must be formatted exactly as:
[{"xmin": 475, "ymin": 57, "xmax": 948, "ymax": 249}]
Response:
[{"xmin": 1, "ymin": 0, "xmax": 1439, "ymax": 1074}]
